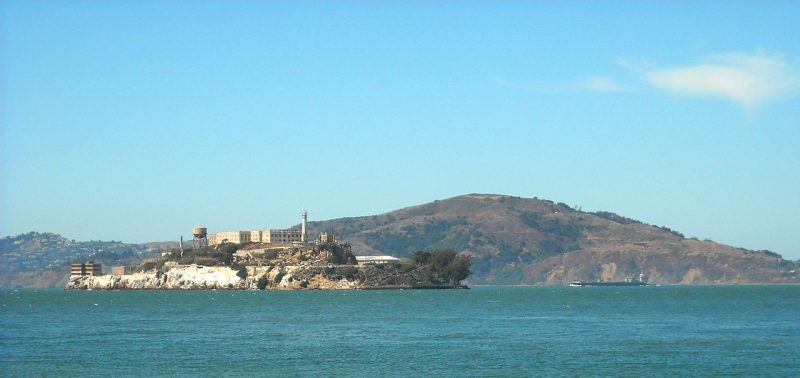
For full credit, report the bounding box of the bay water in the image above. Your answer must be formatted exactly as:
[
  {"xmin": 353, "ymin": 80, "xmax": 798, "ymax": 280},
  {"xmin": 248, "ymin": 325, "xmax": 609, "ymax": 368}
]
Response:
[{"xmin": 2, "ymin": 286, "xmax": 798, "ymax": 376}]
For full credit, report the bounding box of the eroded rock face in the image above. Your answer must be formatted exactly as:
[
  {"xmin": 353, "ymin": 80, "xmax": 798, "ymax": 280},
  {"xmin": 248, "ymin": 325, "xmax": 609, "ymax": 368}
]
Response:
[
  {"xmin": 66, "ymin": 263, "xmax": 466, "ymax": 290},
  {"xmin": 67, "ymin": 265, "xmax": 245, "ymax": 290},
  {"xmin": 66, "ymin": 264, "xmax": 364, "ymax": 290}
]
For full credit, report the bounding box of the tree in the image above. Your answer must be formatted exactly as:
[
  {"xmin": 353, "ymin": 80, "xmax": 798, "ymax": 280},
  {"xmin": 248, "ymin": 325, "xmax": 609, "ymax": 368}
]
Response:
[
  {"xmin": 236, "ymin": 267, "xmax": 248, "ymax": 279},
  {"xmin": 430, "ymin": 249, "xmax": 457, "ymax": 271},
  {"xmin": 257, "ymin": 276, "xmax": 269, "ymax": 290},
  {"xmin": 427, "ymin": 249, "xmax": 471, "ymax": 284},
  {"xmin": 412, "ymin": 251, "xmax": 431, "ymax": 265},
  {"xmin": 442, "ymin": 254, "xmax": 471, "ymax": 284},
  {"xmin": 215, "ymin": 242, "xmax": 238, "ymax": 265},
  {"xmin": 218, "ymin": 242, "xmax": 238, "ymax": 255}
]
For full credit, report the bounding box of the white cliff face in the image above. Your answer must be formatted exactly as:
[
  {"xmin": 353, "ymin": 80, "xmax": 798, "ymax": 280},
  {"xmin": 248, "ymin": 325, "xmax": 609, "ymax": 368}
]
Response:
[
  {"xmin": 163, "ymin": 265, "xmax": 242, "ymax": 289},
  {"xmin": 67, "ymin": 265, "xmax": 244, "ymax": 290},
  {"xmin": 66, "ymin": 262, "xmax": 447, "ymax": 290},
  {"xmin": 67, "ymin": 263, "xmax": 368, "ymax": 290}
]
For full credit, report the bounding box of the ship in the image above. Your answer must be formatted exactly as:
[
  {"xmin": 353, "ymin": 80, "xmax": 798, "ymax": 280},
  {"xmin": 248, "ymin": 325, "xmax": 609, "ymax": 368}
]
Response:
[{"xmin": 569, "ymin": 273, "xmax": 649, "ymax": 287}]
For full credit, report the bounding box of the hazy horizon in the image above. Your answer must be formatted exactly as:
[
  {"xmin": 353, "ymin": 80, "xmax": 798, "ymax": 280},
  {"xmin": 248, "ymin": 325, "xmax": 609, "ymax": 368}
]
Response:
[{"xmin": 2, "ymin": 2, "xmax": 798, "ymax": 259}]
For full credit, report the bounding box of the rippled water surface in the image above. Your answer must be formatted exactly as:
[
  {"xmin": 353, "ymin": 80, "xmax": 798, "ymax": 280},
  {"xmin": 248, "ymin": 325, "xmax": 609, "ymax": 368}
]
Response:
[{"xmin": 2, "ymin": 286, "xmax": 799, "ymax": 376}]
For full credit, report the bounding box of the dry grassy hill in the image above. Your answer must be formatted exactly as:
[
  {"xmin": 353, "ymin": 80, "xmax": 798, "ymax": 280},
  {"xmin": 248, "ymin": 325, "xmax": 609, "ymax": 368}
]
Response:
[{"xmin": 307, "ymin": 194, "xmax": 798, "ymax": 285}]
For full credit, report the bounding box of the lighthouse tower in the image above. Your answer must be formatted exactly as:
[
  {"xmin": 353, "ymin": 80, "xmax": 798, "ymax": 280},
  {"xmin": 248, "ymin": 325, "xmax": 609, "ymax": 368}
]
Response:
[{"xmin": 301, "ymin": 210, "xmax": 307, "ymax": 243}]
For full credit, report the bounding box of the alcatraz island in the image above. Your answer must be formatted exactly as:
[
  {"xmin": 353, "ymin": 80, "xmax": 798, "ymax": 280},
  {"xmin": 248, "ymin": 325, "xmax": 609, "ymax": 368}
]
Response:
[{"xmin": 66, "ymin": 211, "xmax": 471, "ymax": 290}]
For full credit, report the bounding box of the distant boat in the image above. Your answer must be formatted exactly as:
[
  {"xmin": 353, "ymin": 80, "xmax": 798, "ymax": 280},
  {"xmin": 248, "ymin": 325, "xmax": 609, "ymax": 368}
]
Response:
[
  {"xmin": 569, "ymin": 280, "xmax": 649, "ymax": 287},
  {"xmin": 570, "ymin": 273, "xmax": 649, "ymax": 287}
]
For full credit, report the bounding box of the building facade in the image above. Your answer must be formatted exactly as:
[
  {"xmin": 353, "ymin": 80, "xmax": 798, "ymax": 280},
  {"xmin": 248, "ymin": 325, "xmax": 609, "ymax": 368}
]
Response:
[
  {"xmin": 111, "ymin": 266, "xmax": 134, "ymax": 275},
  {"xmin": 263, "ymin": 229, "xmax": 303, "ymax": 244},
  {"xmin": 209, "ymin": 231, "xmax": 251, "ymax": 245},
  {"xmin": 208, "ymin": 229, "xmax": 307, "ymax": 246},
  {"xmin": 355, "ymin": 256, "xmax": 401, "ymax": 266},
  {"xmin": 206, "ymin": 212, "xmax": 309, "ymax": 246},
  {"xmin": 71, "ymin": 261, "xmax": 102, "ymax": 276},
  {"xmin": 317, "ymin": 232, "xmax": 339, "ymax": 244}
]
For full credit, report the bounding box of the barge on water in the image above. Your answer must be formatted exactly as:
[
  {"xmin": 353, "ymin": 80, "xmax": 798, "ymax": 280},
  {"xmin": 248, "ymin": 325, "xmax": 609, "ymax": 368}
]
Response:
[{"xmin": 570, "ymin": 273, "xmax": 649, "ymax": 287}]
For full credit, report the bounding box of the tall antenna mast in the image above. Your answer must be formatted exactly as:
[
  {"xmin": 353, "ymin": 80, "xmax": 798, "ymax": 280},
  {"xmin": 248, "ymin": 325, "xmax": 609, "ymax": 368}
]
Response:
[{"xmin": 301, "ymin": 210, "xmax": 308, "ymax": 243}]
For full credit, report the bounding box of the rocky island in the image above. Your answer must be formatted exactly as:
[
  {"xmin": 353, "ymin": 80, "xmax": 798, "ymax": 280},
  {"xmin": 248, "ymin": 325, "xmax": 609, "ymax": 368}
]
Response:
[
  {"xmin": 66, "ymin": 241, "xmax": 471, "ymax": 290},
  {"xmin": 7, "ymin": 194, "xmax": 797, "ymax": 289}
]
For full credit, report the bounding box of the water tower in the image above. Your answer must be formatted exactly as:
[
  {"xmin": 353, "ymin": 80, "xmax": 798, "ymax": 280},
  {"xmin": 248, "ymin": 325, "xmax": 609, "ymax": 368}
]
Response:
[{"xmin": 192, "ymin": 226, "xmax": 208, "ymax": 249}]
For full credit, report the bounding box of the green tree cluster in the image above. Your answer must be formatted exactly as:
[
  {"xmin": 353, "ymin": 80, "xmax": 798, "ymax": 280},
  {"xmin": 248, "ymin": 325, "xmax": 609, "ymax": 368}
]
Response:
[
  {"xmin": 257, "ymin": 276, "xmax": 269, "ymax": 290},
  {"xmin": 412, "ymin": 248, "xmax": 471, "ymax": 284}
]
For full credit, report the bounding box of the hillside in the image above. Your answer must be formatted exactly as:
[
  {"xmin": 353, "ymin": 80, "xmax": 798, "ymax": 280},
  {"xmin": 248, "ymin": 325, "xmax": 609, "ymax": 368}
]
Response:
[
  {"xmin": 0, "ymin": 232, "xmax": 169, "ymax": 287},
  {"xmin": 4, "ymin": 194, "xmax": 799, "ymax": 287},
  {"xmin": 307, "ymin": 194, "xmax": 798, "ymax": 285}
]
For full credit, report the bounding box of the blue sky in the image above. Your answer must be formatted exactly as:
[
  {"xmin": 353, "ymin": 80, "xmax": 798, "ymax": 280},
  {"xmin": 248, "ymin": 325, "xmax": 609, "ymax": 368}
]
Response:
[{"xmin": 2, "ymin": 1, "xmax": 799, "ymax": 259}]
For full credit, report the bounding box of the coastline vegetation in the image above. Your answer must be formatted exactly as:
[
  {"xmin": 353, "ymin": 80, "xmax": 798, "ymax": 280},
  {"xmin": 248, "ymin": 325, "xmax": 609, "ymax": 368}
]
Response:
[{"xmin": 410, "ymin": 249, "xmax": 472, "ymax": 285}]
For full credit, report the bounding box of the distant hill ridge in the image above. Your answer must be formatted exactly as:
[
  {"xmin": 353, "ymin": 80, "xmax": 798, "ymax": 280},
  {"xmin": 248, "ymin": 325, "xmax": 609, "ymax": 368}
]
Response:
[
  {"xmin": 3, "ymin": 194, "xmax": 798, "ymax": 286},
  {"xmin": 306, "ymin": 194, "xmax": 798, "ymax": 284},
  {"xmin": 0, "ymin": 232, "xmax": 173, "ymax": 286}
]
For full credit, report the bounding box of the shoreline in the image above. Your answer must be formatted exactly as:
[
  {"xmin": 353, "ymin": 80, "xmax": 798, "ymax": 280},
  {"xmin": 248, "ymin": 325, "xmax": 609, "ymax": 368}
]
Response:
[{"xmin": 62, "ymin": 283, "xmax": 470, "ymax": 291}]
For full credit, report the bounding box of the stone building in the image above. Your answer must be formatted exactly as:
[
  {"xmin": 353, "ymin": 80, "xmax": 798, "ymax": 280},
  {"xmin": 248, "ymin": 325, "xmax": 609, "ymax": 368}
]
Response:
[
  {"xmin": 207, "ymin": 211, "xmax": 308, "ymax": 246},
  {"xmin": 71, "ymin": 261, "xmax": 102, "ymax": 276},
  {"xmin": 317, "ymin": 232, "xmax": 340, "ymax": 244},
  {"xmin": 111, "ymin": 266, "xmax": 134, "ymax": 275},
  {"xmin": 208, "ymin": 229, "xmax": 305, "ymax": 246}
]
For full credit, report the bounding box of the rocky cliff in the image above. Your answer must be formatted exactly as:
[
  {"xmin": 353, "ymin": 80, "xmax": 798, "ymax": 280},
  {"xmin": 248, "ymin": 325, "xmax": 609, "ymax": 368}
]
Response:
[
  {"xmin": 67, "ymin": 265, "xmax": 245, "ymax": 290},
  {"xmin": 66, "ymin": 263, "xmax": 465, "ymax": 290}
]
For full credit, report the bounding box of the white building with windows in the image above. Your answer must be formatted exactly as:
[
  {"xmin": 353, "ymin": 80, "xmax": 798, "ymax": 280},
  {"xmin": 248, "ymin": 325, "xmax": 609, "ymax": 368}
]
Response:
[
  {"xmin": 355, "ymin": 255, "xmax": 401, "ymax": 266},
  {"xmin": 207, "ymin": 212, "xmax": 309, "ymax": 246}
]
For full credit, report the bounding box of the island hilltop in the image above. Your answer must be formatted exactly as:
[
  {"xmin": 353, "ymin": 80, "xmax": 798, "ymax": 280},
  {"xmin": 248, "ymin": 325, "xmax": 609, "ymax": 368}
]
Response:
[{"xmin": 67, "ymin": 212, "xmax": 471, "ymax": 290}]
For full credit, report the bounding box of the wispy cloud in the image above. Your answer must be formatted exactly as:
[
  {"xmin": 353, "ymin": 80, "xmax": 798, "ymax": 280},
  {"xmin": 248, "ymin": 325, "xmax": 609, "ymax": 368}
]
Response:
[
  {"xmin": 579, "ymin": 76, "xmax": 633, "ymax": 93},
  {"xmin": 498, "ymin": 53, "xmax": 797, "ymax": 110},
  {"xmin": 641, "ymin": 52, "xmax": 798, "ymax": 109}
]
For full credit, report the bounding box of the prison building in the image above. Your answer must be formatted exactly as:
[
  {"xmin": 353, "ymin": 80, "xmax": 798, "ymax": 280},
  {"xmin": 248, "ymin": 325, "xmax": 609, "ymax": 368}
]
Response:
[
  {"xmin": 71, "ymin": 261, "xmax": 102, "ymax": 277},
  {"xmin": 204, "ymin": 211, "xmax": 309, "ymax": 246},
  {"xmin": 209, "ymin": 229, "xmax": 303, "ymax": 246},
  {"xmin": 209, "ymin": 231, "xmax": 252, "ymax": 245},
  {"xmin": 317, "ymin": 232, "xmax": 340, "ymax": 244},
  {"xmin": 263, "ymin": 229, "xmax": 303, "ymax": 244}
]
